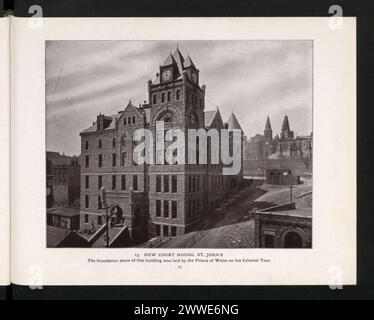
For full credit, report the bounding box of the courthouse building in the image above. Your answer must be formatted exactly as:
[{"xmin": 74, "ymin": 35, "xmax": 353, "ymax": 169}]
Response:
[{"xmin": 79, "ymin": 47, "xmax": 243, "ymax": 243}]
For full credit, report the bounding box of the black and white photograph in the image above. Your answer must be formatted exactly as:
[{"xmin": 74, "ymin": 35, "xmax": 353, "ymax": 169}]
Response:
[{"xmin": 46, "ymin": 40, "xmax": 313, "ymax": 249}]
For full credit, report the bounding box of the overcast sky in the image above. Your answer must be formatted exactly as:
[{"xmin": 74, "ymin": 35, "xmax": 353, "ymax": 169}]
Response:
[{"xmin": 46, "ymin": 40, "xmax": 313, "ymax": 156}]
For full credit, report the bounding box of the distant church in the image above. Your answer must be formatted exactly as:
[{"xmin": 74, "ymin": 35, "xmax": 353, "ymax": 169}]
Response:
[
  {"xmin": 244, "ymin": 115, "xmax": 312, "ymax": 161},
  {"xmin": 79, "ymin": 47, "xmax": 243, "ymax": 244}
]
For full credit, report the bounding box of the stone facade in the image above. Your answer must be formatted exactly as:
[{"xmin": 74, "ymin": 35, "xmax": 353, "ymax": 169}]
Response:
[
  {"xmin": 79, "ymin": 48, "xmax": 243, "ymax": 244},
  {"xmin": 253, "ymin": 202, "xmax": 312, "ymax": 248}
]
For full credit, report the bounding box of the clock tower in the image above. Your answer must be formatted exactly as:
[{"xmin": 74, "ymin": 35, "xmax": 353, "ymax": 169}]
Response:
[
  {"xmin": 146, "ymin": 47, "xmax": 207, "ymax": 237},
  {"xmin": 147, "ymin": 47, "xmax": 205, "ymax": 130}
]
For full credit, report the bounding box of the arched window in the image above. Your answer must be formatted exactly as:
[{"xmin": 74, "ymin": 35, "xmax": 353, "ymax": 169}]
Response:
[
  {"xmin": 189, "ymin": 113, "xmax": 197, "ymax": 125},
  {"xmin": 153, "ymin": 94, "xmax": 157, "ymax": 104},
  {"xmin": 112, "ymin": 137, "xmax": 116, "ymax": 148},
  {"xmin": 124, "ymin": 118, "xmax": 127, "ymax": 125},
  {"xmin": 132, "ymin": 116, "xmax": 135, "ymax": 124},
  {"xmin": 98, "ymin": 139, "xmax": 102, "ymax": 149},
  {"xmin": 176, "ymin": 90, "xmax": 180, "ymax": 100},
  {"xmin": 161, "ymin": 93, "xmax": 165, "ymax": 103},
  {"xmin": 199, "ymin": 98, "xmax": 202, "ymax": 108},
  {"xmin": 167, "ymin": 91, "xmax": 171, "ymax": 102},
  {"xmin": 121, "ymin": 134, "xmax": 127, "ymax": 147},
  {"xmin": 128, "ymin": 117, "xmax": 131, "ymax": 125},
  {"xmin": 85, "ymin": 141, "xmax": 89, "ymax": 150}
]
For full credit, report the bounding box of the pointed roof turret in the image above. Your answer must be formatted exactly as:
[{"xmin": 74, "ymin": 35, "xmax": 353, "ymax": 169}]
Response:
[
  {"xmin": 161, "ymin": 52, "xmax": 176, "ymax": 67},
  {"xmin": 226, "ymin": 112, "xmax": 243, "ymax": 131},
  {"xmin": 281, "ymin": 115, "xmax": 290, "ymax": 131},
  {"xmin": 184, "ymin": 54, "xmax": 196, "ymax": 69},
  {"xmin": 265, "ymin": 116, "xmax": 272, "ymax": 131},
  {"xmin": 172, "ymin": 47, "xmax": 185, "ymax": 73}
]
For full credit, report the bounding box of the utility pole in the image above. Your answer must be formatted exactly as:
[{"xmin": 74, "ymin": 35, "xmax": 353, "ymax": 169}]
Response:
[
  {"xmin": 100, "ymin": 187, "xmax": 109, "ymax": 248},
  {"xmin": 290, "ymin": 185, "xmax": 293, "ymax": 202}
]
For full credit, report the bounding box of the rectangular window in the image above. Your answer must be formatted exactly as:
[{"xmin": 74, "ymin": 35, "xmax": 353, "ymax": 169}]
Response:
[
  {"xmin": 163, "ymin": 225, "xmax": 169, "ymax": 237},
  {"xmin": 85, "ymin": 175, "xmax": 89, "ymax": 189},
  {"xmin": 112, "ymin": 153, "xmax": 116, "ymax": 167},
  {"xmin": 197, "ymin": 176, "xmax": 200, "ymax": 192},
  {"xmin": 133, "ymin": 175, "xmax": 138, "ymax": 191},
  {"xmin": 193, "ymin": 175, "xmax": 196, "ymax": 192},
  {"xmin": 172, "ymin": 175, "xmax": 177, "ymax": 193},
  {"xmin": 121, "ymin": 152, "xmax": 126, "ymax": 166},
  {"xmin": 171, "ymin": 201, "xmax": 177, "ymax": 218},
  {"xmin": 98, "ymin": 175, "xmax": 102, "ymax": 189},
  {"xmin": 98, "ymin": 196, "xmax": 102, "ymax": 209},
  {"xmin": 156, "ymin": 200, "xmax": 161, "ymax": 217},
  {"xmin": 156, "ymin": 175, "xmax": 161, "ymax": 192},
  {"xmin": 85, "ymin": 195, "xmax": 89, "ymax": 209},
  {"xmin": 85, "ymin": 155, "xmax": 89, "ymax": 168},
  {"xmin": 121, "ymin": 175, "xmax": 126, "ymax": 190},
  {"xmin": 98, "ymin": 154, "xmax": 102, "ymax": 167},
  {"xmin": 156, "ymin": 224, "xmax": 161, "ymax": 236},
  {"xmin": 171, "ymin": 226, "xmax": 177, "ymax": 237},
  {"xmin": 84, "ymin": 214, "xmax": 88, "ymax": 223},
  {"xmin": 163, "ymin": 201, "xmax": 169, "ymax": 218},
  {"xmin": 112, "ymin": 175, "xmax": 116, "ymax": 190},
  {"xmin": 189, "ymin": 176, "xmax": 192, "ymax": 193},
  {"xmin": 164, "ymin": 175, "xmax": 169, "ymax": 193}
]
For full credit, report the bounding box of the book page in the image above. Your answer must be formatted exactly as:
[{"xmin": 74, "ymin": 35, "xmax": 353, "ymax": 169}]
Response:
[
  {"xmin": 0, "ymin": 17, "xmax": 10, "ymax": 286},
  {"xmin": 11, "ymin": 17, "xmax": 355, "ymax": 286}
]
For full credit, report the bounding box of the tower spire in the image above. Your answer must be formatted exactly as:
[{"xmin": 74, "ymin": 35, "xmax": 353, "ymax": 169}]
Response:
[{"xmin": 265, "ymin": 115, "xmax": 272, "ymax": 131}]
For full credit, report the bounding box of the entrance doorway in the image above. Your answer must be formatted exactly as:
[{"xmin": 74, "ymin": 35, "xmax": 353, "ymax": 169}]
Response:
[
  {"xmin": 110, "ymin": 205, "xmax": 124, "ymax": 226},
  {"xmin": 284, "ymin": 231, "xmax": 303, "ymax": 248}
]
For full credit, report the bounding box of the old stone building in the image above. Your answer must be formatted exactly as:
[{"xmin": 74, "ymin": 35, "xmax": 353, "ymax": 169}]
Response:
[
  {"xmin": 46, "ymin": 151, "xmax": 80, "ymax": 208},
  {"xmin": 253, "ymin": 201, "xmax": 312, "ymax": 248},
  {"xmin": 244, "ymin": 115, "xmax": 312, "ymax": 162},
  {"xmin": 79, "ymin": 47, "xmax": 243, "ymax": 243}
]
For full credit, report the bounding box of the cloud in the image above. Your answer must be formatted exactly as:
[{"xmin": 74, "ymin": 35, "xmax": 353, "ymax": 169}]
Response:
[{"xmin": 46, "ymin": 40, "xmax": 313, "ymax": 155}]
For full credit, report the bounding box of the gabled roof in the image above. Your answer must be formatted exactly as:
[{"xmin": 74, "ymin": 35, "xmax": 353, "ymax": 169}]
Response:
[
  {"xmin": 204, "ymin": 107, "xmax": 222, "ymax": 128},
  {"xmin": 153, "ymin": 47, "xmax": 197, "ymax": 85},
  {"xmin": 172, "ymin": 47, "xmax": 185, "ymax": 74},
  {"xmin": 226, "ymin": 112, "xmax": 243, "ymax": 131},
  {"xmin": 161, "ymin": 52, "xmax": 176, "ymax": 67},
  {"xmin": 80, "ymin": 100, "xmax": 143, "ymax": 135},
  {"xmin": 80, "ymin": 113, "xmax": 119, "ymax": 134}
]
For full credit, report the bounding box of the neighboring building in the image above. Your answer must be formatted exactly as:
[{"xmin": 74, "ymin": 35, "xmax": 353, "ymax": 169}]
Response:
[
  {"xmin": 46, "ymin": 151, "xmax": 81, "ymax": 207},
  {"xmin": 253, "ymin": 201, "xmax": 312, "ymax": 248},
  {"xmin": 79, "ymin": 47, "xmax": 243, "ymax": 244},
  {"xmin": 47, "ymin": 226, "xmax": 89, "ymax": 248},
  {"xmin": 47, "ymin": 207, "xmax": 80, "ymax": 230},
  {"xmin": 265, "ymin": 168, "xmax": 301, "ymax": 185},
  {"xmin": 244, "ymin": 115, "xmax": 312, "ymax": 163}
]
